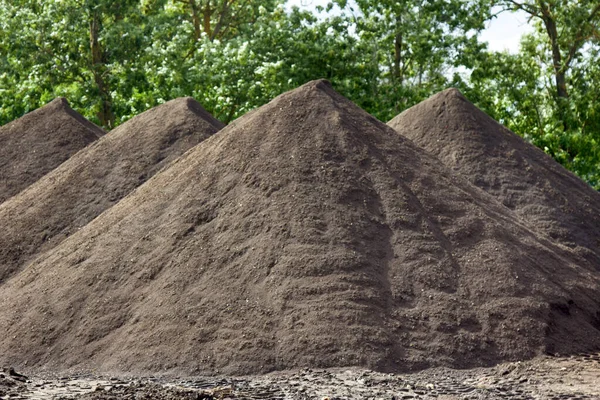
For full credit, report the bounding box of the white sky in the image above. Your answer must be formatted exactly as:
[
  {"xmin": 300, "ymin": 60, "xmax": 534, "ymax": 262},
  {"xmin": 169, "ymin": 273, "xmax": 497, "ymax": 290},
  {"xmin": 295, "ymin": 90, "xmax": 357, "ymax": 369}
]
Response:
[
  {"xmin": 286, "ymin": 0, "xmax": 534, "ymax": 53},
  {"xmin": 479, "ymin": 7, "xmax": 534, "ymax": 52}
]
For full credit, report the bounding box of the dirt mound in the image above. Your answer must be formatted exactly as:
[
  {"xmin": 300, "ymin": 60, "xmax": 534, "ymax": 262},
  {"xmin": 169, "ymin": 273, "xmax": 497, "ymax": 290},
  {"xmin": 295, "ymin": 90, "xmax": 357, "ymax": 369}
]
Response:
[
  {"xmin": 0, "ymin": 98, "xmax": 104, "ymax": 204},
  {"xmin": 0, "ymin": 97, "xmax": 223, "ymax": 282},
  {"xmin": 0, "ymin": 80, "xmax": 599, "ymax": 376},
  {"xmin": 388, "ymin": 88, "xmax": 600, "ymax": 266}
]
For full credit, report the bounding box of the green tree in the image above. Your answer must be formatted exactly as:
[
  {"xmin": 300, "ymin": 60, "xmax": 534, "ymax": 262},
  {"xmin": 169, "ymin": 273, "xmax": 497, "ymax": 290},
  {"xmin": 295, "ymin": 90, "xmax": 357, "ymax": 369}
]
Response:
[
  {"xmin": 495, "ymin": 0, "xmax": 600, "ymax": 130},
  {"xmin": 167, "ymin": 0, "xmax": 281, "ymax": 41},
  {"xmin": 1, "ymin": 0, "xmax": 598, "ymax": 189},
  {"xmin": 330, "ymin": 0, "xmax": 490, "ymax": 120},
  {"xmin": 0, "ymin": 0, "xmax": 145, "ymax": 128},
  {"xmin": 134, "ymin": 3, "xmax": 365, "ymax": 122},
  {"xmin": 460, "ymin": 2, "xmax": 600, "ymax": 188},
  {"xmin": 0, "ymin": 0, "xmax": 289, "ymax": 127}
]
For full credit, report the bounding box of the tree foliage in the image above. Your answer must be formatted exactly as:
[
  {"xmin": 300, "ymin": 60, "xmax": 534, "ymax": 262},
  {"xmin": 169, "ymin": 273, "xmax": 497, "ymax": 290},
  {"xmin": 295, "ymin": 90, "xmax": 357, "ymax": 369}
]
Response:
[
  {"xmin": 0, "ymin": 0, "xmax": 598, "ymax": 188},
  {"xmin": 334, "ymin": 0, "xmax": 489, "ymax": 120},
  {"xmin": 462, "ymin": 1, "xmax": 600, "ymax": 187}
]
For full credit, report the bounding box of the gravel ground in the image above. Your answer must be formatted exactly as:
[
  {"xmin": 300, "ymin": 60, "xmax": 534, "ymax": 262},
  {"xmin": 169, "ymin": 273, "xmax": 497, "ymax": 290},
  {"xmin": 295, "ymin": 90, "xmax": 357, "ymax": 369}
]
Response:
[{"xmin": 2, "ymin": 352, "xmax": 599, "ymax": 400}]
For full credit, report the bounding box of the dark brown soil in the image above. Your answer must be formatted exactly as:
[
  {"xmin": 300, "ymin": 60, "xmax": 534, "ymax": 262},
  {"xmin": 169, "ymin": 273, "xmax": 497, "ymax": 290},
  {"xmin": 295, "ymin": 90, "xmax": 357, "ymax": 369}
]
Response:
[
  {"xmin": 0, "ymin": 98, "xmax": 104, "ymax": 204},
  {"xmin": 388, "ymin": 88, "xmax": 600, "ymax": 268},
  {"xmin": 0, "ymin": 97, "xmax": 223, "ymax": 283},
  {"xmin": 0, "ymin": 80, "xmax": 599, "ymax": 377}
]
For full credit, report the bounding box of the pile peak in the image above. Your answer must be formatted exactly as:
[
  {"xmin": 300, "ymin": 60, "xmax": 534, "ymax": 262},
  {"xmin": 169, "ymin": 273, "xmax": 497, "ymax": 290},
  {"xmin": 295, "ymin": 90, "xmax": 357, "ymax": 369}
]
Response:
[
  {"xmin": 0, "ymin": 82, "xmax": 599, "ymax": 376},
  {"xmin": 156, "ymin": 97, "xmax": 222, "ymax": 123},
  {"xmin": 298, "ymin": 78, "xmax": 334, "ymax": 92},
  {"xmin": 0, "ymin": 97, "xmax": 223, "ymax": 283},
  {"xmin": 0, "ymin": 98, "xmax": 104, "ymax": 204},
  {"xmin": 45, "ymin": 97, "xmax": 70, "ymax": 109},
  {"xmin": 44, "ymin": 97, "xmax": 105, "ymax": 138},
  {"xmin": 435, "ymin": 87, "xmax": 463, "ymax": 98}
]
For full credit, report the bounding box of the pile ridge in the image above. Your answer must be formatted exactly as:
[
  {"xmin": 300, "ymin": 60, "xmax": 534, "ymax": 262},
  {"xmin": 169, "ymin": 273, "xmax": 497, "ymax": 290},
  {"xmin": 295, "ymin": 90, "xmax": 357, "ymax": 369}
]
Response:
[
  {"xmin": 0, "ymin": 97, "xmax": 223, "ymax": 282},
  {"xmin": 388, "ymin": 88, "xmax": 600, "ymax": 266},
  {"xmin": 0, "ymin": 98, "xmax": 104, "ymax": 204},
  {"xmin": 0, "ymin": 81, "xmax": 599, "ymax": 376}
]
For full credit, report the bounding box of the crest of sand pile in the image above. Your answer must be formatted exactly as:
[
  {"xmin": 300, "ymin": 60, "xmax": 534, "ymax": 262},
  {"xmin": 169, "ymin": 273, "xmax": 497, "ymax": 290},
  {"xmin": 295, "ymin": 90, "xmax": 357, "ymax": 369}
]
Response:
[
  {"xmin": 0, "ymin": 97, "xmax": 223, "ymax": 282},
  {"xmin": 0, "ymin": 98, "xmax": 104, "ymax": 204},
  {"xmin": 0, "ymin": 80, "xmax": 599, "ymax": 376},
  {"xmin": 388, "ymin": 88, "xmax": 600, "ymax": 266}
]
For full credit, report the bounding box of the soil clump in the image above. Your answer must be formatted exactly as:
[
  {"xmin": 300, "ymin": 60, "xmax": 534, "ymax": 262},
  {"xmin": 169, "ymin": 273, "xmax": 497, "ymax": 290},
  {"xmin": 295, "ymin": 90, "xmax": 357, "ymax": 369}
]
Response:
[
  {"xmin": 0, "ymin": 97, "xmax": 223, "ymax": 282},
  {"xmin": 0, "ymin": 80, "xmax": 599, "ymax": 376},
  {"xmin": 0, "ymin": 367, "xmax": 28, "ymax": 398},
  {"xmin": 388, "ymin": 88, "xmax": 600, "ymax": 267},
  {"xmin": 0, "ymin": 98, "xmax": 104, "ymax": 204}
]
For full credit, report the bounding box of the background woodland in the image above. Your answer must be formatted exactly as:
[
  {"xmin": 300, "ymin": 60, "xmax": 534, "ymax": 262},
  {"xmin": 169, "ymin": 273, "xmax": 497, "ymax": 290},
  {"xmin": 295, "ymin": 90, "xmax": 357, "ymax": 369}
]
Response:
[{"xmin": 1, "ymin": 0, "xmax": 599, "ymax": 188}]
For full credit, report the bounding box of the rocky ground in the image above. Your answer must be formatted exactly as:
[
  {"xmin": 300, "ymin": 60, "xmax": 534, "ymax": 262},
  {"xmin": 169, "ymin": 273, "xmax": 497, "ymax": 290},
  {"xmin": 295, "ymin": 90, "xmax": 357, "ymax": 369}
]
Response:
[{"xmin": 2, "ymin": 352, "xmax": 599, "ymax": 400}]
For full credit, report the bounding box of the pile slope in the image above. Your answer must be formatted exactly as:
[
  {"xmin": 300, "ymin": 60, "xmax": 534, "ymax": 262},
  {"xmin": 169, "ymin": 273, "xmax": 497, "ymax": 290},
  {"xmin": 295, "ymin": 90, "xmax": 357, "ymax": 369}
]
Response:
[
  {"xmin": 0, "ymin": 97, "xmax": 223, "ymax": 282},
  {"xmin": 0, "ymin": 81, "xmax": 599, "ymax": 376},
  {"xmin": 0, "ymin": 98, "xmax": 104, "ymax": 204},
  {"xmin": 388, "ymin": 89, "xmax": 600, "ymax": 266}
]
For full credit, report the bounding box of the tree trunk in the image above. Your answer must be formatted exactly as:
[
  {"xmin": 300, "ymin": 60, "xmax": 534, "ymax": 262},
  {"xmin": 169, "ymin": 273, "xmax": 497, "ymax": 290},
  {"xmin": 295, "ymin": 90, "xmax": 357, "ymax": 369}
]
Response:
[
  {"xmin": 539, "ymin": 2, "xmax": 569, "ymax": 130},
  {"xmin": 393, "ymin": 15, "xmax": 403, "ymax": 85},
  {"xmin": 89, "ymin": 12, "xmax": 114, "ymax": 129},
  {"xmin": 542, "ymin": 13, "xmax": 568, "ymax": 99},
  {"xmin": 394, "ymin": 32, "xmax": 402, "ymax": 83},
  {"xmin": 190, "ymin": 0, "xmax": 201, "ymax": 40},
  {"xmin": 211, "ymin": 0, "xmax": 231, "ymax": 40},
  {"xmin": 203, "ymin": 2, "xmax": 212, "ymax": 38}
]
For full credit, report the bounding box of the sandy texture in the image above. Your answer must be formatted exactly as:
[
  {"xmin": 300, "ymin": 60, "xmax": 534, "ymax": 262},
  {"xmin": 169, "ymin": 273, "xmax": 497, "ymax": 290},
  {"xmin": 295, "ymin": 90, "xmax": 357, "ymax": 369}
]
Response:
[
  {"xmin": 0, "ymin": 80, "xmax": 599, "ymax": 377},
  {"xmin": 388, "ymin": 88, "xmax": 600, "ymax": 268},
  {"xmin": 0, "ymin": 98, "xmax": 104, "ymax": 204},
  {"xmin": 0, "ymin": 97, "xmax": 223, "ymax": 283}
]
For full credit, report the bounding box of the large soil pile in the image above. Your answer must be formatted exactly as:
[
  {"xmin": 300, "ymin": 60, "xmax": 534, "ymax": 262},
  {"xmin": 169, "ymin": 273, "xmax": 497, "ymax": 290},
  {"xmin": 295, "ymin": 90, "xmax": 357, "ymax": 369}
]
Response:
[
  {"xmin": 0, "ymin": 81, "xmax": 599, "ymax": 376},
  {"xmin": 388, "ymin": 88, "xmax": 600, "ymax": 266},
  {"xmin": 0, "ymin": 98, "xmax": 104, "ymax": 204},
  {"xmin": 0, "ymin": 97, "xmax": 223, "ymax": 282}
]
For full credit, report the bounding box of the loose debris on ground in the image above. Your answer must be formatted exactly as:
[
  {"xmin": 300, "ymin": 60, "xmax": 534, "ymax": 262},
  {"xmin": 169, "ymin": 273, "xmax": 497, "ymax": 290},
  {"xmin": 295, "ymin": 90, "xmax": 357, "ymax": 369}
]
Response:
[{"xmin": 3, "ymin": 352, "xmax": 600, "ymax": 399}]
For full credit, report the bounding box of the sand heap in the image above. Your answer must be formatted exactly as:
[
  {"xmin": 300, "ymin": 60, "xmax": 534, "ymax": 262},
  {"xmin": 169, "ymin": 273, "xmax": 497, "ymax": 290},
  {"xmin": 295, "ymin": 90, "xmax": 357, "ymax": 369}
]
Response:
[
  {"xmin": 0, "ymin": 97, "xmax": 223, "ymax": 282},
  {"xmin": 388, "ymin": 88, "xmax": 600, "ymax": 266},
  {"xmin": 0, "ymin": 81, "xmax": 599, "ymax": 376},
  {"xmin": 0, "ymin": 98, "xmax": 104, "ymax": 204}
]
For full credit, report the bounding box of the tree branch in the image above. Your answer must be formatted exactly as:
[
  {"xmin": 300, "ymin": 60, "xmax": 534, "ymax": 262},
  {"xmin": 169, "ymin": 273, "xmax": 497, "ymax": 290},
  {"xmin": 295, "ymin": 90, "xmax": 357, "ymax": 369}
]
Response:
[
  {"xmin": 563, "ymin": 3, "xmax": 600, "ymax": 70},
  {"xmin": 505, "ymin": 0, "xmax": 540, "ymax": 18},
  {"xmin": 211, "ymin": 0, "xmax": 233, "ymax": 40}
]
